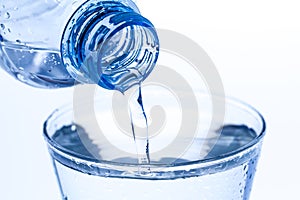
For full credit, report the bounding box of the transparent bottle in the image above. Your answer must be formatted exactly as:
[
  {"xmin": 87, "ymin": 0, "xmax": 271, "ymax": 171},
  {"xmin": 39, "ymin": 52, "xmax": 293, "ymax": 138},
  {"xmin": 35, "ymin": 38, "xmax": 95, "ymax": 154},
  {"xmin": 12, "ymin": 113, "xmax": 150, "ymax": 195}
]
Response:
[{"xmin": 0, "ymin": 0, "xmax": 159, "ymax": 92}]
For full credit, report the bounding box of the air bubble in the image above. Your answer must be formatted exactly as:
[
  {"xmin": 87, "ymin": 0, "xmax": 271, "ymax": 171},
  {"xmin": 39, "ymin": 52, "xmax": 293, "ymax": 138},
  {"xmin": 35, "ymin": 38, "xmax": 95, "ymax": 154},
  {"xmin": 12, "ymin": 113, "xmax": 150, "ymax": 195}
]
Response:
[
  {"xmin": 0, "ymin": 24, "xmax": 5, "ymax": 30},
  {"xmin": 18, "ymin": 67, "xmax": 24, "ymax": 71},
  {"xmin": 16, "ymin": 39, "xmax": 21, "ymax": 43}
]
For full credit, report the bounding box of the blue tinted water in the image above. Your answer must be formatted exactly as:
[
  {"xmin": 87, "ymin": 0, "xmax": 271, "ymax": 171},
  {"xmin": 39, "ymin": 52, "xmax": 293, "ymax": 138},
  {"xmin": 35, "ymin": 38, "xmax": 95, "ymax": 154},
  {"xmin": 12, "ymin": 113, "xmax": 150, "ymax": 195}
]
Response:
[
  {"xmin": 127, "ymin": 85, "xmax": 151, "ymax": 166},
  {"xmin": 0, "ymin": 43, "xmax": 75, "ymax": 88},
  {"xmin": 52, "ymin": 123, "xmax": 257, "ymax": 165},
  {"xmin": 49, "ymin": 123, "xmax": 261, "ymax": 199}
]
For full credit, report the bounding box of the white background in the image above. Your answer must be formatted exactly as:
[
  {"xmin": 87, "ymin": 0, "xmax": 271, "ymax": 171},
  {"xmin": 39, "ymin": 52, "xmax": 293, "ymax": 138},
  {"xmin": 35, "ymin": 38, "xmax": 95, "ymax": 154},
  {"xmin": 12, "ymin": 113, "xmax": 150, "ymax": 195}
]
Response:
[{"xmin": 0, "ymin": 0, "xmax": 299, "ymax": 199}]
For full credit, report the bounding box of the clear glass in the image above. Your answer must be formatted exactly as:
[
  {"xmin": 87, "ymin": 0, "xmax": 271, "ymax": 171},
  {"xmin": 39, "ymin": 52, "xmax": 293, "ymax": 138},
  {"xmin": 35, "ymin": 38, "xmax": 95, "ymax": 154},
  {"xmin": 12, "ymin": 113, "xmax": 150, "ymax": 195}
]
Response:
[{"xmin": 43, "ymin": 93, "xmax": 266, "ymax": 200}]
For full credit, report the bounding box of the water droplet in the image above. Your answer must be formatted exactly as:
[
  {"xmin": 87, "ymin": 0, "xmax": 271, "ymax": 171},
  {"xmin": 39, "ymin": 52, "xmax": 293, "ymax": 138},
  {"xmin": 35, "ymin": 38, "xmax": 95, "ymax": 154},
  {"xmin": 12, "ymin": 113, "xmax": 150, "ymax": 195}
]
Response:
[
  {"xmin": 71, "ymin": 125, "xmax": 77, "ymax": 131},
  {"xmin": 0, "ymin": 24, "xmax": 5, "ymax": 30},
  {"xmin": 4, "ymin": 12, "xmax": 10, "ymax": 19},
  {"xmin": 17, "ymin": 74, "xmax": 26, "ymax": 82},
  {"xmin": 104, "ymin": 169, "xmax": 111, "ymax": 176}
]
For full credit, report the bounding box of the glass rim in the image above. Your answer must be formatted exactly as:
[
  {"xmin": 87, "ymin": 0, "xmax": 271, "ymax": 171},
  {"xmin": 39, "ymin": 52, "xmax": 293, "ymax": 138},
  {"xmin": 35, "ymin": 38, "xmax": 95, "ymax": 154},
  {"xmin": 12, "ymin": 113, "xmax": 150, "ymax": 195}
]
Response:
[{"xmin": 43, "ymin": 94, "xmax": 266, "ymax": 170}]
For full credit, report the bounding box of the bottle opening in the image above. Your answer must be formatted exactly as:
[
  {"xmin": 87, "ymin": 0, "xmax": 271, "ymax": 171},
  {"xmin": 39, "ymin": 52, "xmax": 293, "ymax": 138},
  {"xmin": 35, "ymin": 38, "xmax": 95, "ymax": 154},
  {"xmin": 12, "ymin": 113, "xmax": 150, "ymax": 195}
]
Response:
[{"xmin": 61, "ymin": 0, "xmax": 159, "ymax": 92}]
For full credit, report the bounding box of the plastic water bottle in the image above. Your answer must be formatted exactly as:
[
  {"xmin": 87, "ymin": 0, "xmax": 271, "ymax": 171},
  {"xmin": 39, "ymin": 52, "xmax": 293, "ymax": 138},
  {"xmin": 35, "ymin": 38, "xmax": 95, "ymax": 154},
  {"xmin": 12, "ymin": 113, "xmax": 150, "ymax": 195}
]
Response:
[{"xmin": 0, "ymin": 0, "xmax": 159, "ymax": 92}]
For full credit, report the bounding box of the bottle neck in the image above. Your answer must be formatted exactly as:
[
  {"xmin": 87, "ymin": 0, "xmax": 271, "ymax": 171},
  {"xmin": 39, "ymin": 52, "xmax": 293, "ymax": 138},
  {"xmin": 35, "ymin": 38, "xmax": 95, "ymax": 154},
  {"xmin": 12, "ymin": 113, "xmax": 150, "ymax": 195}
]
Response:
[{"xmin": 61, "ymin": 0, "xmax": 159, "ymax": 92}]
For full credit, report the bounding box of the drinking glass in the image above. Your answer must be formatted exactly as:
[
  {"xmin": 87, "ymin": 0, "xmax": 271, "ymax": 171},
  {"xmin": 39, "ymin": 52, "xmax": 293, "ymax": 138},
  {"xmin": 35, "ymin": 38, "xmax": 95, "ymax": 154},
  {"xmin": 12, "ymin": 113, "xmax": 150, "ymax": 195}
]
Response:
[{"xmin": 43, "ymin": 92, "xmax": 266, "ymax": 200}]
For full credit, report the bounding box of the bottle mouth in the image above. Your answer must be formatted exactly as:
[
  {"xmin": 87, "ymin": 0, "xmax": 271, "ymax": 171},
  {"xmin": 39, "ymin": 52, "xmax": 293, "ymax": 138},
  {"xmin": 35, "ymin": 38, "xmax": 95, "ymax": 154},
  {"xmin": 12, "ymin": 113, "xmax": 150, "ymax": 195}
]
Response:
[{"xmin": 61, "ymin": 0, "xmax": 159, "ymax": 92}]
